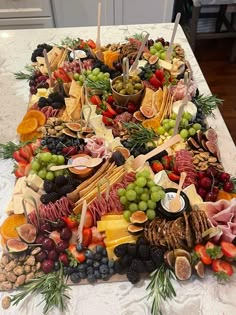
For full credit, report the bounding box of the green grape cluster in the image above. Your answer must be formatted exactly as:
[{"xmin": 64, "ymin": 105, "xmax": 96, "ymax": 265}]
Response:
[
  {"xmin": 149, "ymin": 42, "xmax": 167, "ymax": 60},
  {"xmin": 30, "ymin": 152, "xmax": 67, "ymax": 180},
  {"xmin": 73, "ymin": 67, "xmax": 110, "ymax": 86},
  {"xmin": 157, "ymin": 112, "xmax": 202, "ymax": 139},
  {"xmin": 117, "ymin": 169, "xmax": 165, "ymax": 222}
]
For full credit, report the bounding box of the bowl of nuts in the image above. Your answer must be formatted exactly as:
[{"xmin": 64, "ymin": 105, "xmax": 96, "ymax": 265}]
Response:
[{"xmin": 111, "ymin": 75, "xmax": 144, "ymax": 106}]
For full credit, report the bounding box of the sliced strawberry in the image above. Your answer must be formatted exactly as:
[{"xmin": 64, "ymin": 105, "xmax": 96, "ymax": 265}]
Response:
[
  {"xmin": 62, "ymin": 216, "xmax": 79, "ymax": 229},
  {"xmin": 212, "ymin": 259, "xmax": 233, "ymax": 281},
  {"xmin": 91, "ymin": 226, "xmax": 104, "ymax": 243},
  {"xmin": 12, "ymin": 151, "xmax": 28, "ymax": 163},
  {"xmin": 168, "ymin": 172, "xmax": 180, "ymax": 182},
  {"xmin": 88, "ymin": 241, "xmax": 105, "ymax": 251},
  {"xmin": 82, "ymin": 227, "xmax": 92, "ymax": 247},
  {"xmin": 106, "ymin": 95, "xmax": 115, "ymax": 104},
  {"xmin": 24, "ymin": 163, "xmax": 31, "ymax": 176},
  {"xmin": 221, "ymin": 241, "xmax": 236, "ymax": 258},
  {"xmin": 90, "ymin": 95, "xmax": 102, "ymax": 105},
  {"xmin": 25, "ymin": 143, "xmax": 34, "ymax": 155},
  {"xmin": 14, "ymin": 168, "xmax": 25, "ymax": 178},
  {"xmin": 102, "ymin": 116, "xmax": 114, "ymax": 126},
  {"xmin": 155, "ymin": 69, "xmax": 165, "ymax": 83},
  {"xmin": 67, "ymin": 244, "xmax": 86, "ymax": 263},
  {"xmin": 84, "ymin": 210, "xmax": 94, "ymax": 228},
  {"xmin": 87, "ymin": 39, "xmax": 96, "ymax": 49},
  {"xmin": 149, "ymin": 75, "xmax": 162, "ymax": 89},
  {"xmin": 195, "ymin": 244, "xmax": 212, "ymax": 265},
  {"xmin": 161, "ymin": 155, "xmax": 172, "ymax": 170},
  {"xmin": 105, "ymin": 102, "xmax": 117, "ymax": 116},
  {"xmin": 151, "ymin": 161, "xmax": 164, "ymax": 173},
  {"xmin": 19, "ymin": 147, "xmax": 31, "ymax": 161},
  {"xmin": 102, "ymin": 110, "xmax": 114, "ymax": 118},
  {"xmin": 54, "ymin": 68, "xmax": 71, "ymax": 83},
  {"xmin": 205, "ymin": 241, "xmax": 223, "ymax": 259}
]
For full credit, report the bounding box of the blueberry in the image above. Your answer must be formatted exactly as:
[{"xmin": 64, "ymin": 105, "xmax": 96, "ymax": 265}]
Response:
[
  {"xmin": 67, "ymin": 266, "xmax": 74, "ymax": 275},
  {"xmin": 86, "ymin": 259, "xmax": 93, "ymax": 266},
  {"xmin": 70, "ymin": 272, "xmax": 80, "ymax": 283},
  {"xmin": 41, "ymin": 140, "xmax": 46, "ymax": 146},
  {"xmin": 94, "ymin": 253, "xmax": 102, "ymax": 261},
  {"xmin": 86, "ymin": 266, "xmax": 94, "ymax": 275},
  {"xmin": 102, "ymin": 248, "xmax": 107, "ymax": 257},
  {"xmin": 85, "ymin": 250, "xmax": 94, "ymax": 260},
  {"xmin": 96, "ymin": 245, "xmax": 104, "ymax": 253},
  {"xmin": 93, "ymin": 261, "xmax": 100, "ymax": 269},
  {"xmin": 99, "ymin": 264, "xmax": 109, "ymax": 274},
  {"xmin": 78, "ymin": 264, "xmax": 86, "ymax": 272},
  {"xmin": 101, "ymin": 273, "xmax": 110, "ymax": 281},
  {"xmin": 87, "ymin": 274, "xmax": 96, "ymax": 284},
  {"xmin": 79, "ymin": 271, "xmax": 86, "ymax": 279},
  {"xmin": 76, "ymin": 243, "xmax": 84, "ymax": 252},
  {"xmin": 54, "ymin": 261, "xmax": 60, "ymax": 271},
  {"xmin": 109, "ymin": 268, "xmax": 115, "ymax": 275},
  {"xmin": 63, "ymin": 267, "xmax": 69, "ymax": 275},
  {"xmin": 108, "ymin": 260, "xmax": 115, "ymax": 268},
  {"xmin": 101, "ymin": 257, "xmax": 109, "ymax": 265},
  {"xmin": 94, "ymin": 270, "xmax": 101, "ymax": 279}
]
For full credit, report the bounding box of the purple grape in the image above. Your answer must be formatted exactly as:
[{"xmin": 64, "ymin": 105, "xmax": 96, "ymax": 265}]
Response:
[
  {"xmin": 35, "ymin": 251, "xmax": 47, "ymax": 262},
  {"xmin": 42, "ymin": 259, "xmax": 54, "ymax": 274},
  {"xmin": 60, "ymin": 227, "xmax": 72, "ymax": 241},
  {"xmin": 47, "ymin": 249, "xmax": 59, "ymax": 261},
  {"xmin": 42, "ymin": 238, "xmax": 55, "ymax": 251}
]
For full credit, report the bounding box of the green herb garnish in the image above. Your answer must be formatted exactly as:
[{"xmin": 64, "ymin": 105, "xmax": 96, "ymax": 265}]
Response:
[
  {"xmin": 193, "ymin": 94, "xmax": 223, "ymax": 117},
  {"xmin": 85, "ymin": 78, "xmax": 111, "ymax": 92},
  {"xmin": 146, "ymin": 265, "xmax": 176, "ymax": 315},
  {"xmin": 10, "ymin": 264, "xmax": 70, "ymax": 314},
  {"xmin": 14, "ymin": 64, "xmax": 35, "ymax": 80},
  {"xmin": 0, "ymin": 141, "xmax": 30, "ymax": 159}
]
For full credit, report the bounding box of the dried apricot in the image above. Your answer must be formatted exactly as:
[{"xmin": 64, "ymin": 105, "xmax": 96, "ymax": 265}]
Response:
[
  {"xmin": 0, "ymin": 214, "xmax": 27, "ymax": 240},
  {"xmin": 17, "ymin": 118, "xmax": 38, "ymax": 135},
  {"xmin": 23, "ymin": 110, "xmax": 46, "ymax": 126}
]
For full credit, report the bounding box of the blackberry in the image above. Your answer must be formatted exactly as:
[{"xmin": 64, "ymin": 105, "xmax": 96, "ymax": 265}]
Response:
[
  {"xmin": 66, "ymin": 176, "xmax": 78, "ymax": 188},
  {"xmin": 145, "ymin": 260, "xmax": 156, "ymax": 273},
  {"xmin": 130, "ymin": 259, "xmax": 146, "ymax": 273},
  {"xmin": 43, "ymin": 179, "xmax": 56, "ymax": 193},
  {"xmin": 52, "ymin": 102, "xmax": 64, "ymax": 109},
  {"xmin": 136, "ymin": 236, "xmax": 149, "ymax": 246},
  {"xmin": 40, "ymin": 192, "xmax": 59, "ymax": 204},
  {"xmin": 150, "ymin": 247, "xmax": 165, "ymax": 268},
  {"xmin": 126, "ymin": 268, "xmax": 140, "ymax": 284},
  {"xmin": 54, "ymin": 175, "xmax": 67, "ymax": 187},
  {"xmin": 114, "ymin": 260, "xmax": 124, "ymax": 274},
  {"xmin": 119, "ymin": 255, "xmax": 132, "ymax": 268},
  {"xmin": 127, "ymin": 244, "xmax": 137, "ymax": 257},
  {"xmin": 57, "ymin": 184, "xmax": 74, "ymax": 196},
  {"xmin": 38, "ymin": 97, "xmax": 48, "ymax": 109},
  {"xmin": 138, "ymin": 245, "xmax": 150, "ymax": 260},
  {"xmin": 48, "ymin": 92, "xmax": 65, "ymax": 104},
  {"xmin": 31, "ymin": 48, "xmax": 43, "ymax": 62},
  {"xmin": 114, "ymin": 243, "xmax": 128, "ymax": 257},
  {"xmin": 46, "ymin": 97, "xmax": 53, "ymax": 104}
]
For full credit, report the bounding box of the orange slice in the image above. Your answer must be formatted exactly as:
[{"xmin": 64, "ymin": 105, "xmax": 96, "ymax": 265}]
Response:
[
  {"xmin": 0, "ymin": 214, "xmax": 27, "ymax": 240},
  {"xmin": 23, "ymin": 110, "xmax": 46, "ymax": 126},
  {"xmin": 17, "ymin": 118, "xmax": 38, "ymax": 135},
  {"xmin": 20, "ymin": 130, "xmax": 42, "ymax": 142}
]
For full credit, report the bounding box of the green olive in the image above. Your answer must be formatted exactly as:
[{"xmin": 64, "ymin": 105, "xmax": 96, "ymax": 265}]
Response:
[
  {"xmin": 132, "ymin": 76, "xmax": 141, "ymax": 83},
  {"xmin": 115, "ymin": 82, "xmax": 124, "ymax": 92},
  {"xmin": 133, "ymin": 89, "xmax": 139, "ymax": 94},
  {"xmin": 134, "ymin": 83, "xmax": 142, "ymax": 90},
  {"xmin": 119, "ymin": 89, "xmax": 127, "ymax": 95}
]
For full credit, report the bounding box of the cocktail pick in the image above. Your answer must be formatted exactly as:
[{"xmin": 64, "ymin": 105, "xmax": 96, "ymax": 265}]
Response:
[
  {"xmin": 122, "ymin": 57, "xmax": 129, "ymax": 84},
  {"xmin": 165, "ymin": 12, "xmax": 181, "ymax": 62},
  {"xmin": 96, "ymin": 1, "xmax": 102, "ymax": 49},
  {"xmin": 129, "ymin": 32, "xmax": 149, "ymax": 74},
  {"xmin": 43, "ymin": 48, "xmax": 53, "ymax": 87}
]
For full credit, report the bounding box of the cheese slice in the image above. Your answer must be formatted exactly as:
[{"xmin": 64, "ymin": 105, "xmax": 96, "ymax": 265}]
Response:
[
  {"xmin": 104, "ymin": 235, "xmax": 137, "ymax": 247},
  {"xmin": 154, "ymin": 170, "xmax": 178, "ymax": 189},
  {"xmin": 97, "ymin": 219, "xmax": 128, "ymax": 232},
  {"xmin": 13, "ymin": 176, "xmax": 26, "ymax": 195},
  {"xmin": 5, "ymin": 200, "xmax": 14, "ymax": 215},
  {"xmin": 183, "ymin": 184, "xmax": 203, "ymax": 207},
  {"xmin": 105, "ymin": 228, "xmax": 130, "ymax": 241},
  {"xmin": 13, "ymin": 194, "xmax": 24, "ymax": 214},
  {"xmin": 101, "ymin": 215, "xmax": 124, "ymax": 221},
  {"xmin": 23, "ymin": 187, "xmax": 41, "ymax": 208},
  {"xmin": 26, "ymin": 174, "xmax": 44, "ymax": 192}
]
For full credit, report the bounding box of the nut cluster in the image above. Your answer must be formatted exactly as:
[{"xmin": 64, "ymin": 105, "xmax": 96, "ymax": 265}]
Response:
[
  {"xmin": 38, "ymin": 117, "xmax": 65, "ymax": 137},
  {"xmin": 192, "ymin": 150, "xmax": 223, "ymax": 171}
]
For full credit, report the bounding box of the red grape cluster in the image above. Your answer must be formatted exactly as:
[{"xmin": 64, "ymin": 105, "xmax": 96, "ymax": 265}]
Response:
[{"xmin": 29, "ymin": 70, "xmax": 49, "ymax": 94}]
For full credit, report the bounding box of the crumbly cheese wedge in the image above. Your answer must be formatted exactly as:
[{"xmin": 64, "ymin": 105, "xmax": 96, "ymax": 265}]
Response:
[
  {"xmin": 183, "ymin": 184, "xmax": 203, "ymax": 207},
  {"xmin": 23, "ymin": 187, "xmax": 41, "ymax": 208},
  {"xmin": 26, "ymin": 174, "xmax": 44, "ymax": 192},
  {"xmin": 5, "ymin": 200, "xmax": 14, "ymax": 215},
  {"xmin": 13, "ymin": 176, "xmax": 26, "ymax": 195}
]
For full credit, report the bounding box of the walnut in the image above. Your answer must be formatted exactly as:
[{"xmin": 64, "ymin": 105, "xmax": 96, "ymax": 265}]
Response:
[
  {"xmin": 0, "ymin": 281, "xmax": 12, "ymax": 291},
  {"xmin": 36, "ymin": 262, "xmax": 41, "ymax": 271},
  {"xmin": 5, "ymin": 260, "xmax": 17, "ymax": 272},
  {"xmin": 25, "ymin": 272, "xmax": 34, "ymax": 283},
  {"xmin": 31, "ymin": 247, "xmax": 41, "ymax": 256},
  {"xmin": 13, "ymin": 266, "xmax": 24, "ymax": 276},
  {"xmin": 0, "ymin": 255, "xmax": 9, "ymax": 267},
  {"xmin": 5, "ymin": 272, "xmax": 17, "ymax": 283},
  {"xmin": 24, "ymin": 265, "xmax": 31, "ymax": 274},
  {"xmin": 15, "ymin": 274, "xmax": 26, "ymax": 288},
  {"xmin": 1, "ymin": 296, "xmax": 11, "ymax": 309},
  {"xmin": 25, "ymin": 256, "xmax": 35, "ymax": 266},
  {"xmin": 0, "ymin": 273, "xmax": 6, "ymax": 282}
]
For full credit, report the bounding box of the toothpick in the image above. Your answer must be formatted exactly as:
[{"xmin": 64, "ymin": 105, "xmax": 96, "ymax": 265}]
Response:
[{"xmin": 43, "ymin": 49, "xmax": 53, "ymax": 87}]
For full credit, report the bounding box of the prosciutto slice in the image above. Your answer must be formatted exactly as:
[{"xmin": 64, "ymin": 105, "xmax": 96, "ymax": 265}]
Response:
[{"xmin": 202, "ymin": 198, "xmax": 236, "ymax": 243}]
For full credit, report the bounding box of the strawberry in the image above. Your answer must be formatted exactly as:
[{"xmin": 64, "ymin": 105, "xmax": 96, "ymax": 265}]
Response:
[
  {"xmin": 90, "ymin": 95, "xmax": 102, "ymax": 106},
  {"xmin": 102, "ymin": 116, "xmax": 114, "ymax": 126},
  {"xmin": 149, "ymin": 75, "xmax": 162, "ymax": 89},
  {"xmin": 24, "ymin": 163, "xmax": 31, "ymax": 176},
  {"xmin": 91, "ymin": 226, "xmax": 103, "ymax": 243},
  {"xmin": 54, "ymin": 68, "xmax": 71, "ymax": 83},
  {"xmin": 194, "ymin": 244, "xmax": 212, "ymax": 265},
  {"xmin": 127, "ymin": 102, "xmax": 137, "ymax": 114},
  {"xmin": 212, "ymin": 259, "xmax": 233, "ymax": 281},
  {"xmin": 14, "ymin": 168, "xmax": 25, "ymax": 178},
  {"xmin": 151, "ymin": 161, "xmax": 164, "ymax": 173},
  {"xmin": 205, "ymin": 241, "xmax": 223, "ymax": 259},
  {"xmin": 87, "ymin": 39, "xmax": 96, "ymax": 49},
  {"xmin": 161, "ymin": 155, "xmax": 172, "ymax": 170},
  {"xmin": 59, "ymin": 252, "xmax": 69, "ymax": 266},
  {"xmin": 62, "ymin": 216, "xmax": 79, "ymax": 229},
  {"xmin": 221, "ymin": 241, "xmax": 236, "ymax": 258},
  {"xmin": 84, "ymin": 210, "xmax": 94, "ymax": 228},
  {"xmin": 67, "ymin": 244, "xmax": 86, "ymax": 263},
  {"xmin": 12, "ymin": 151, "xmax": 28, "ymax": 163},
  {"xmin": 82, "ymin": 228, "xmax": 92, "ymax": 247},
  {"xmin": 168, "ymin": 172, "xmax": 180, "ymax": 182},
  {"xmin": 105, "ymin": 102, "xmax": 117, "ymax": 116},
  {"xmin": 102, "ymin": 110, "xmax": 114, "ymax": 118},
  {"xmin": 29, "ymin": 139, "xmax": 41, "ymax": 153},
  {"xmin": 88, "ymin": 241, "xmax": 105, "ymax": 251},
  {"xmin": 19, "ymin": 147, "xmax": 31, "ymax": 161},
  {"xmin": 155, "ymin": 69, "xmax": 165, "ymax": 83},
  {"xmin": 106, "ymin": 95, "xmax": 115, "ymax": 104}
]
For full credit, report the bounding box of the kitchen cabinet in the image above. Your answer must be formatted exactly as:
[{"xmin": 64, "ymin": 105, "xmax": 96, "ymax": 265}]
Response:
[{"xmin": 0, "ymin": 0, "xmax": 54, "ymax": 30}]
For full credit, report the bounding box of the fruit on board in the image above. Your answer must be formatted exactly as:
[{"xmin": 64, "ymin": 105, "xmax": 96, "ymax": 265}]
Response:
[
  {"xmin": 23, "ymin": 110, "xmax": 46, "ymax": 126},
  {"xmin": 194, "ymin": 244, "xmax": 212, "ymax": 265},
  {"xmin": 140, "ymin": 106, "xmax": 155, "ymax": 118},
  {"xmin": 16, "ymin": 118, "xmax": 38, "ymax": 135},
  {"xmin": 194, "ymin": 261, "xmax": 205, "ymax": 279},
  {"xmin": 0, "ymin": 214, "xmax": 27, "ymax": 241},
  {"xmin": 174, "ymin": 256, "xmax": 192, "ymax": 281},
  {"xmin": 212, "ymin": 259, "xmax": 233, "ymax": 281},
  {"xmin": 221, "ymin": 241, "xmax": 236, "ymax": 258},
  {"xmin": 6, "ymin": 238, "xmax": 28, "ymax": 253},
  {"xmin": 129, "ymin": 211, "xmax": 148, "ymax": 225},
  {"xmin": 16, "ymin": 223, "xmax": 37, "ymax": 243}
]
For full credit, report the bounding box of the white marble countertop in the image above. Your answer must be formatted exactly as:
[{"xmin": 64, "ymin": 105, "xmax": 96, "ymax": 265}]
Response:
[{"xmin": 0, "ymin": 24, "xmax": 236, "ymax": 315}]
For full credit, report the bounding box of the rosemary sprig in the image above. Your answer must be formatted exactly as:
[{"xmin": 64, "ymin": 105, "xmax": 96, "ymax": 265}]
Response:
[
  {"xmin": 123, "ymin": 122, "xmax": 158, "ymax": 150},
  {"xmin": 193, "ymin": 94, "xmax": 223, "ymax": 117},
  {"xmin": 125, "ymin": 33, "xmax": 145, "ymax": 41},
  {"xmin": 146, "ymin": 265, "xmax": 176, "ymax": 315},
  {"xmin": 85, "ymin": 78, "xmax": 111, "ymax": 92},
  {"xmin": 14, "ymin": 64, "xmax": 35, "ymax": 80},
  {"xmin": 0, "ymin": 141, "xmax": 31, "ymax": 159},
  {"xmin": 10, "ymin": 264, "xmax": 70, "ymax": 314},
  {"xmin": 60, "ymin": 36, "xmax": 82, "ymax": 48}
]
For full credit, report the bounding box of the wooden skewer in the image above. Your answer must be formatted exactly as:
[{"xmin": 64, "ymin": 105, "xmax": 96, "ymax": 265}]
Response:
[
  {"xmin": 165, "ymin": 12, "xmax": 181, "ymax": 62},
  {"xmin": 96, "ymin": 1, "xmax": 102, "ymax": 49},
  {"xmin": 43, "ymin": 49, "xmax": 53, "ymax": 87}
]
